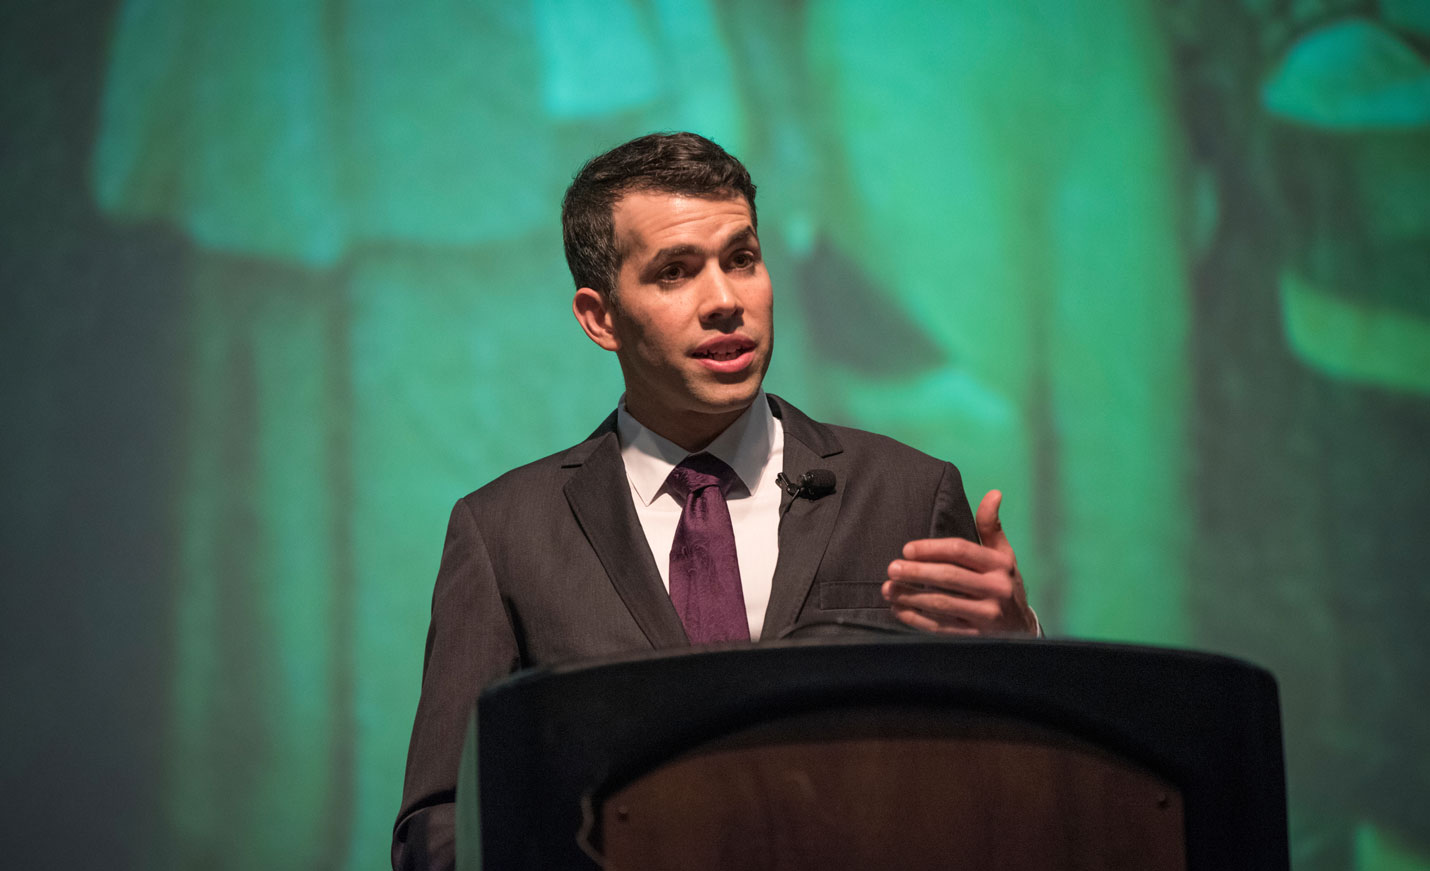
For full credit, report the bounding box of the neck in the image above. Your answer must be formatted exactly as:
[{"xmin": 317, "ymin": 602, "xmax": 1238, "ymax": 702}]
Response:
[{"xmin": 623, "ymin": 401, "xmax": 752, "ymax": 453}]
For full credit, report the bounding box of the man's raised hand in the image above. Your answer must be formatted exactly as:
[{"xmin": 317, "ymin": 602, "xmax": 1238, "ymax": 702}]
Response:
[{"xmin": 881, "ymin": 490, "xmax": 1038, "ymax": 636}]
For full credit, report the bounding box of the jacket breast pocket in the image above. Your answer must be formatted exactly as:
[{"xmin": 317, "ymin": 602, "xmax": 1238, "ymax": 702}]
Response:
[{"xmin": 818, "ymin": 580, "xmax": 889, "ymax": 611}]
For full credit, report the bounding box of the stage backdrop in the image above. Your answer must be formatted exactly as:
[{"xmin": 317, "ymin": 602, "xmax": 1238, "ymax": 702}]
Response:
[{"xmin": 2, "ymin": 1, "xmax": 1428, "ymax": 869}]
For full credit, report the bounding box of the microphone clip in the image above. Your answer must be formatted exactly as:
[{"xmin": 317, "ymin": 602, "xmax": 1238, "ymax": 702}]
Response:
[{"xmin": 775, "ymin": 469, "xmax": 837, "ymax": 500}]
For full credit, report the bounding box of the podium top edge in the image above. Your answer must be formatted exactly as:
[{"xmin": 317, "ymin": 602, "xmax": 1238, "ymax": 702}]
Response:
[{"xmin": 481, "ymin": 635, "xmax": 1276, "ymax": 700}]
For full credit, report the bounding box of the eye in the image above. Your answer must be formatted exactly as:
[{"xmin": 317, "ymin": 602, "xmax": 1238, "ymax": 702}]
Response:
[
  {"xmin": 729, "ymin": 249, "xmax": 758, "ymax": 270},
  {"xmin": 656, "ymin": 263, "xmax": 686, "ymax": 283}
]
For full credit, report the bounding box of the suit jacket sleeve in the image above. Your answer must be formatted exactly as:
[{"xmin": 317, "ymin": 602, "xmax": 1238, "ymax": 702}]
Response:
[
  {"xmin": 929, "ymin": 461, "xmax": 979, "ymax": 543},
  {"xmin": 392, "ymin": 498, "xmax": 520, "ymax": 871}
]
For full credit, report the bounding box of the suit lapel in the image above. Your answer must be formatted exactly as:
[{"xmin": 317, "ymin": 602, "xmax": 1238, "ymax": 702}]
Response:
[
  {"xmin": 562, "ymin": 426, "xmax": 690, "ymax": 649},
  {"xmin": 761, "ymin": 396, "xmax": 846, "ymax": 639}
]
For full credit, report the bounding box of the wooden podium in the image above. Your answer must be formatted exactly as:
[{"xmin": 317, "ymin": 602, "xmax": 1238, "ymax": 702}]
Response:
[{"xmin": 456, "ymin": 637, "xmax": 1287, "ymax": 870}]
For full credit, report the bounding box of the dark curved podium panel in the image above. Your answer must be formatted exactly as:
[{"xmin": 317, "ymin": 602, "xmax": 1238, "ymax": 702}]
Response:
[
  {"xmin": 457, "ymin": 638, "xmax": 1286, "ymax": 871},
  {"xmin": 602, "ymin": 707, "xmax": 1185, "ymax": 871}
]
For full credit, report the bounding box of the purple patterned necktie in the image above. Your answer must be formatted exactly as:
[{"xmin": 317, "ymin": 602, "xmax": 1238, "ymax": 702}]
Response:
[{"xmin": 666, "ymin": 453, "xmax": 750, "ymax": 643}]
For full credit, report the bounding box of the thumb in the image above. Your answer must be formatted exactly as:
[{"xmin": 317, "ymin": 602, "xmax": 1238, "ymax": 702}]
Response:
[{"xmin": 976, "ymin": 489, "xmax": 1012, "ymax": 554}]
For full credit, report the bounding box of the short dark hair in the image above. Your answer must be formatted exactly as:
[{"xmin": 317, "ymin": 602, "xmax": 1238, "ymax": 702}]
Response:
[{"xmin": 561, "ymin": 132, "xmax": 757, "ymax": 298}]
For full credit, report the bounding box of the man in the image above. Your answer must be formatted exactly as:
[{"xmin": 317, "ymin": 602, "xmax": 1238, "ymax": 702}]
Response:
[{"xmin": 393, "ymin": 132, "xmax": 1037, "ymax": 871}]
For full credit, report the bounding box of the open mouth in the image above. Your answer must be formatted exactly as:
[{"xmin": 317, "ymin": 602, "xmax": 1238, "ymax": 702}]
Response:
[
  {"xmin": 693, "ymin": 336, "xmax": 756, "ymax": 359},
  {"xmin": 692, "ymin": 336, "xmax": 758, "ymax": 373},
  {"xmin": 693, "ymin": 345, "xmax": 753, "ymax": 361}
]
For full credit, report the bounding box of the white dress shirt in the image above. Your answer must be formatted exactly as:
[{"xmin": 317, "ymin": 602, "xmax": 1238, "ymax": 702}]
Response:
[{"xmin": 616, "ymin": 392, "xmax": 784, "ymax": 640}]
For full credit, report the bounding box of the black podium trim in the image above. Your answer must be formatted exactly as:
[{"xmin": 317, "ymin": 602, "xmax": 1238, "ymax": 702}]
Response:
[{"xmin": 468, "ymin": 637, "xmax": 1287, "ymax": 871}]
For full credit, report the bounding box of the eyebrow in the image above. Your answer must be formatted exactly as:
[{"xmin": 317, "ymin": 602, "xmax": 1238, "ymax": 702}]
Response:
[{"xmin": 644, "ymin": 226, "xmax": 759, "ymax": 266}]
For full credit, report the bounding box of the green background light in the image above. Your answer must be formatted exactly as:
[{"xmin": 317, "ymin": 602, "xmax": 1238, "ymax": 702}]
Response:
[{"xmin": 2, "ymin": 1, "xmax": 1427, "ymax": 869}]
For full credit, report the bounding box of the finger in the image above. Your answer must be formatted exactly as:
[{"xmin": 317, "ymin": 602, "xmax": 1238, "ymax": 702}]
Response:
[
  {"xmin": 897, "ymin": 538, "xmax": 1013, "ymax": 574},
  {"xmin": 886, "ymin": 559, "xmax": 1011, "ymax": 600},
  {"xmin": 882, "ymin": 582, "xmax": 1000, "ymax": 623},
  {"xmin": 975, "ymin": 489, "xmax": 1011, "ymax": 555},
  {"xmin": 889, "ymin": 603, "xmax": 981, "ymax": 636}
]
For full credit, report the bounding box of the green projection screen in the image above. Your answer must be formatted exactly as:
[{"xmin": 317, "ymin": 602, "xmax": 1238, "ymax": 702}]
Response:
[{"xmin": 2, "ymin": 1, "xmax": 1428, "ymax": 869}]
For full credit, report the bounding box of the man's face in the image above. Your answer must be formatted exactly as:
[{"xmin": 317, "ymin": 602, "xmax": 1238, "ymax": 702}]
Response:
[{"xmin": 575, "ymin": 191, "xmax": 774, "ymax": 447}]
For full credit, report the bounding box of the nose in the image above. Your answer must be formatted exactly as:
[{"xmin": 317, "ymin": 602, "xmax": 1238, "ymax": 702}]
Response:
[{"xmin": 698, "ymin": 267, "xmax": 743, "ymax": 323}]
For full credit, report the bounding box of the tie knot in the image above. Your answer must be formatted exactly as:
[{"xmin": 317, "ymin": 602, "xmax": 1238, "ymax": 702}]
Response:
[{"xmin": 666, "ymin": 453, "xmax": 739, "ymax": 500}]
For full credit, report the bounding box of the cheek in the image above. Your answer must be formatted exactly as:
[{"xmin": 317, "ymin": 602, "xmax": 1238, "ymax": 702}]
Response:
[
  {"xmin": 626, "ymin": 321, "xmax": 682, "ymax": 368},
  {"xmin": 747, "ymin": 279, "xmax": 774, "ymax": 316}
]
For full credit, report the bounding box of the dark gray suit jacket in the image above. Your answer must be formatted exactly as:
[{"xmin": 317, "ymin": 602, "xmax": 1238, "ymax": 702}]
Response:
[{"xmin": 392, "ymin": 395, "xmax": 978, "ymax": 870}]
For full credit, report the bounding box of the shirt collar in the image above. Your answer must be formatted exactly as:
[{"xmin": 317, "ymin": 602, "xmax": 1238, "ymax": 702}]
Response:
[{"xmin": 617, "ymin": 391, "xmax": 776, "ymax": 506}]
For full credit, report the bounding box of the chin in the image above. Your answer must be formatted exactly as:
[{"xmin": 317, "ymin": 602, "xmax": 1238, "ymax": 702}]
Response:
[{"xmin": 697, "ymin": 384, "xmax": 762, "ymax": 415}]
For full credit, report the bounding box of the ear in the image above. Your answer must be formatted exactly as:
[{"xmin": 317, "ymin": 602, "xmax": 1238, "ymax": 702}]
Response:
[{"xmin": 572, "ymin": 287, "xmax": 620, "ymax": 351}]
